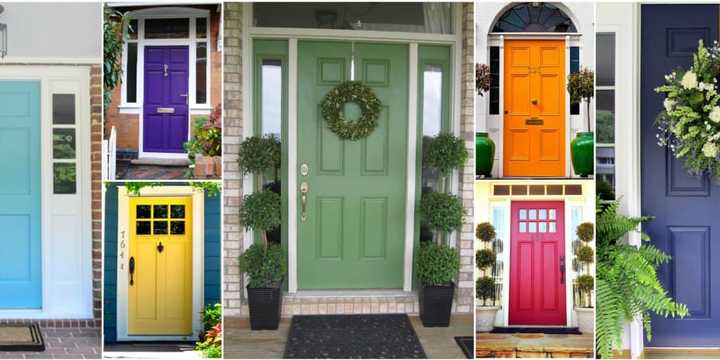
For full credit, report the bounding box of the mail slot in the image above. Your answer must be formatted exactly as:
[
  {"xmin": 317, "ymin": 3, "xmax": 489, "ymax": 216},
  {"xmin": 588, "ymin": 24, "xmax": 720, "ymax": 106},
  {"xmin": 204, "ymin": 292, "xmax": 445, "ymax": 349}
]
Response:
[
  {"xmin": 526, "ymin": 118, "xmax": 544, "ymax": 125},
  {"xmin": 157, "ymin": 107, "xmax": 175, "ymax": 114}
]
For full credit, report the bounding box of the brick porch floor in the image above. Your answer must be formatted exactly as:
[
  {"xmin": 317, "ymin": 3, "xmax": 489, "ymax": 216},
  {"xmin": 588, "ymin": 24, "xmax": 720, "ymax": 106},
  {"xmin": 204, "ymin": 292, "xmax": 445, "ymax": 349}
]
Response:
[
  {"xmin": 0, "ymin": 327, "xmax": 101, "ymax": 359},
  {"xmin": 116, "ymin": 161, "xmax": 190, "ymax": 180}
]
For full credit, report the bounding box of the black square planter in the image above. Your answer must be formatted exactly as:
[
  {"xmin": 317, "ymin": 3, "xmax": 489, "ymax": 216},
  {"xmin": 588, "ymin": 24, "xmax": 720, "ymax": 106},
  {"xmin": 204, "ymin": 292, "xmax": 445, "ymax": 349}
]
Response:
[
  {"xmin": 419, "ymin": 282, "xmax": 454, "ymax": 327},
  {"xmin": 247, "ymin": 285, "xmax": 283, "ymax": 330}
]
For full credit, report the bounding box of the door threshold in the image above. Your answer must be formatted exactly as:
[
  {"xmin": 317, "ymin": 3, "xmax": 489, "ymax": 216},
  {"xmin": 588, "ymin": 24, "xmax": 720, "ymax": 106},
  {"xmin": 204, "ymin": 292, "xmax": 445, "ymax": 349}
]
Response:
[
  {"xmin": 131, "ymin": 157, "xmax": 191, "ymax": 166},
  {"xmin": 289, "ymin": 289, "xmax": 414, "ymax": 298}
]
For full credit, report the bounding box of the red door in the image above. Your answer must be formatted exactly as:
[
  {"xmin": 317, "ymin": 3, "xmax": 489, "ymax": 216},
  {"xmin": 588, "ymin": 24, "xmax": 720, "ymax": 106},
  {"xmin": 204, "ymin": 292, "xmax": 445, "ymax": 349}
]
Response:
[{"xmin": 509, "ymin": 201, "xmax": 566, "ymax": 325}]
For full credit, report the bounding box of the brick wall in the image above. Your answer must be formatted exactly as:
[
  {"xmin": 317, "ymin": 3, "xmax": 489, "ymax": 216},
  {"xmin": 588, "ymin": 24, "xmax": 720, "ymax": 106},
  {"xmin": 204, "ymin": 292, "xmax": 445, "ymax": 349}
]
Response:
[
  {"xmin": 455, "ymin": 2, "xmax": 476, "ymax": 314},
  {"xmin": 222, "ymin": 2, "xmax": 244, "ymax": 317},
  {"xmin": 90, "ymin": 64, "xmax": 103, "ymax": 325}
]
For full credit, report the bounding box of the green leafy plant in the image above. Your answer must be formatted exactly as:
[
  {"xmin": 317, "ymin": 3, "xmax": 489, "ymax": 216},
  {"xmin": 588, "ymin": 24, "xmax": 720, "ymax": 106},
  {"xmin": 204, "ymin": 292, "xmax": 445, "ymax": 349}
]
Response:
[
  {"xmin": 238, "ymin": 135, "xmax": 281, "ymax": 182},
  {"xmin": 191, "ymin": 182, "xmax": 222, "ymax": 197},
  {"xmin": 476, "ymin": 249, "xmax": 495, "ymax": 270},
  {"xmin": 567, "ymin": 68, "xmax": 595, "ymax": 131},
  {"xmin": 124, "ymin": 182, "xmax": 160, "ymax": 196},
  {"xmin": 476, "ymin": 222, "xmax": 496, "ymax": 242},
  {"xmin": 239, "ymin": 243, "xmax": 286, "ymax": 288},
  {"xmin": 423, "ymin": 132, "xmax": 469, "ymax": 184},
  {"xmin": 239, "ymin": 190, "xmax": 281, "ymax": 248},
  {"xmin": 201, "ymin": 303, "xmax": 222, "ymax": 332},
  {"xmin": 195, "ymin": 323, "xmax": 222, "ymax": 358},
  {"xmin": 414, "ymin": 242, "xmax": 460, "ymax": 287},
  {"xmin": 596, "ymin": 199, "xmax": 688, "ymax": 359},
  {"xmin": 476, "ymin": 276, "xmax": 496, "ymax": 305},
  {"xmin": 577, "ymin": 222, "xmax": 594, "ymax": 242},
  {"xmin": 103, "ymin": 9, "xmax": 129, "ymax": 112},
  {"xmin": 575, "ymin": 245, "xmax": 594, "ymax": 264},
  {"xmin": 576, "ymin": 275, "xmax": 594, "ymax": 293},
  {"xmin": 420, "ymin": 191, "xmax": 465, "ymax": 240},
  {"xmin": 185, "ymin": 105, "xmax": 222, "ymax": 159}
]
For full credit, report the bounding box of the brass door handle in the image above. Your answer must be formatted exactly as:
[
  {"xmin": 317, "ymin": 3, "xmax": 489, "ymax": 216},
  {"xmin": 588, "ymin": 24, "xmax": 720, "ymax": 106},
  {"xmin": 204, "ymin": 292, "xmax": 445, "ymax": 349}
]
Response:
[{"xmin": 300, "ymin": 182, "xmax": 309, "ymax": 222}]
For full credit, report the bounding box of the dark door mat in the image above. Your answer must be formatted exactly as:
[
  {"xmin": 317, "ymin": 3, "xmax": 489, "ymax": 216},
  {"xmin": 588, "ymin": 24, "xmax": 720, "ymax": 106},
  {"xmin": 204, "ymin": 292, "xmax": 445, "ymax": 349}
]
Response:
[
  {"xmin": 0, "ymin": 324, "xmax": 45, "ymax": 351},
  {"xmin": 491, "ymin": 326, "xmax": 581, "ymax": 334},
  {"xmin": 283, "ymin": 314, "xmax": 427, "ymax": 359},
  {"xmin": 454, "ymin": 336, "xmax": 474, "ymax": 359}
]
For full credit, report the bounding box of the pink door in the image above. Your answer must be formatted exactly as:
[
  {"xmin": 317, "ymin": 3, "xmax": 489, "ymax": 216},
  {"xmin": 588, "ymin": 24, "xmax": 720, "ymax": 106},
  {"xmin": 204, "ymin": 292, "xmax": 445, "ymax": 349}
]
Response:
[{"xmin": 509, "ymin": 201, "xmax": 566, "ymax": 325}]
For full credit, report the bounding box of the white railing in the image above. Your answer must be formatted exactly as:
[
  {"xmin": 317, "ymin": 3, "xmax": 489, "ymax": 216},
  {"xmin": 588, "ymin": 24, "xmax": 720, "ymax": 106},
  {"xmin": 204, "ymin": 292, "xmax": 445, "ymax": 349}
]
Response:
[{"xmin": 102, "ymin": 126, "xmax": 117, "ymax": 180}]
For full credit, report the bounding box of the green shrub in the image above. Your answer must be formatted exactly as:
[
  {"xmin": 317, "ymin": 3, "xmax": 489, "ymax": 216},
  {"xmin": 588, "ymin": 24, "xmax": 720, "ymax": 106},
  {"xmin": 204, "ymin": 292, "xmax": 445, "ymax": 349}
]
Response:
[
  {"xmin": 420, "ymin": 191, "xmax": 465, "ymax": 234},
  {"xmin": 576, "ymin": 245, "xmax": 594, "ymax": 263},
  {"xmin": 476, "ymin": 276, "xmax": 496, "ymax": 301},
  {"xmin": 576, "ymin": 222, "xmax": 594, "ymax": 242},
  {"xmin": 185, "ymin": 106, "xmax": 222, "ymax": 158},
  {"xmin": 239, "ymin": 190, "xmax": 281, "ymax": 234},
  {"xmin": 476, "ymin": 249, "xmax": 495, "ymax": 271},
  {"xmin": 414, "ymin": 242, "xmax": 460, "ymax": 286},
  {"xmin": 576, "ymin": 274, "xmax": 594, "ymax": 292},
  {"xmin": 238, "ymin": 135, "xmax": 281, "ymax": 177},
  {"xmin": 239, "ymin": 243, "xmax": 286, "ymax": 288},
  {"xmin": 475, "ymin": 222, "xmax": 496, "ymax": 242},
  {"xmin": 201, "ymin": 304, "xmax": 222, "ymax": 332},
  {"xmin": 423, "ymin": 132, "xmax": 469, "ymax": 178}
]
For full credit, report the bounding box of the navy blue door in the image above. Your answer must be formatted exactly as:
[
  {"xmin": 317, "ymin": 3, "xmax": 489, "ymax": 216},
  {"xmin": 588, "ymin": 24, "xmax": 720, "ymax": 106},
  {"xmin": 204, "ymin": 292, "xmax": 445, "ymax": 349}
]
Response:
[{"xmin": 642, "ymin": 4, "xmax": 720, "ymax": 347}]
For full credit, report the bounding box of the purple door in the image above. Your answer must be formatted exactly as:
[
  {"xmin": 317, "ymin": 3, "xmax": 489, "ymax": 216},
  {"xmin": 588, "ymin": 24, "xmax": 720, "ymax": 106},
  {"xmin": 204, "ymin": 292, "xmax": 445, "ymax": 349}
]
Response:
[
  {"xmin": 641, "ymin": 4, "xmax": 720, "ymax": 347},
  {"xmin": 143, "ymin": 46, "xmax": 189, "ymax": 154}
]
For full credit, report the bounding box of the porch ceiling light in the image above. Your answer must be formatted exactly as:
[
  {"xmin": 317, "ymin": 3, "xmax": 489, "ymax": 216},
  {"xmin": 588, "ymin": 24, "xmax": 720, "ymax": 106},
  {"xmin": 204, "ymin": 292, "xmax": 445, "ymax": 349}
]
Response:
[{"xmin": 0, "ymin": 5, "xmax": 6, "ymax": 58}]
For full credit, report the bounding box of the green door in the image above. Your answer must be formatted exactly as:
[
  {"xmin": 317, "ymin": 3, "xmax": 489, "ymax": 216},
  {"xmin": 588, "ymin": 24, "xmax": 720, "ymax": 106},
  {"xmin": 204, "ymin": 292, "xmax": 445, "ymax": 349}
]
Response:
[{"xmin": 298, "ymin": 41, "xmax": 408, "ymax": 289}]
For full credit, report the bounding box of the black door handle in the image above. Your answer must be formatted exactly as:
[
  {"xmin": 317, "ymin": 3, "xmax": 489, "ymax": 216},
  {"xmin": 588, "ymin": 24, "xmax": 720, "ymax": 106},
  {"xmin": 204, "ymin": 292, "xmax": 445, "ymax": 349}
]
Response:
[
  {"xmin": 559, "ymin": 255, "xmax": 565, "ymax": 284},
  {"xmin": 129, "ymin": 257, "xmax": 135, "ymax": 286}
]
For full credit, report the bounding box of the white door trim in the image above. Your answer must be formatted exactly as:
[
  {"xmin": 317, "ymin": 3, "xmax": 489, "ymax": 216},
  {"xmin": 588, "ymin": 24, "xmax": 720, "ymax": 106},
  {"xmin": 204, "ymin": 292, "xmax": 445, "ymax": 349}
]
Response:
[
  {"xmin": 0, "ymin": 65, "xmax": 92, "ymax": 319},
  {"xmin": 115, "ymin": 186, "xmax": 204, "ymax": 341},
  {"xmin": 244, "ymin": 3, "xmax": 465, "ymax": 293}
]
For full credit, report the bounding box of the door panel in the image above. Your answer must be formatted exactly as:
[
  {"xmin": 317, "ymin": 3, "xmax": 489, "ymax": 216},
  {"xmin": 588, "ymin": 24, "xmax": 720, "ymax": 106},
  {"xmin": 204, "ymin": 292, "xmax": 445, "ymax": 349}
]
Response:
[
  {"xmin": 143, "ymin": 46, "xmax": 189, "ymax": 154},
  {"xmin": 504, "ymin": 40, "xmax": 565, "ymax": 177},
  {"xmin": 0, "ymin": 81, "xmax": 42, "ymax": 308},
  {"xmin": 509, "ymin": 201, "xmax": 565, "ymax": 325},
  {"xmin": 297, "ymin": 41, "xmax": 407, "ymax": 289},
  {"xmin": 641, "ymin": 4, "xmax": 720, "ymax": 347},
  {"xmin": 129, "ymin": 197, "xmax": 192, "ymax": 335}
]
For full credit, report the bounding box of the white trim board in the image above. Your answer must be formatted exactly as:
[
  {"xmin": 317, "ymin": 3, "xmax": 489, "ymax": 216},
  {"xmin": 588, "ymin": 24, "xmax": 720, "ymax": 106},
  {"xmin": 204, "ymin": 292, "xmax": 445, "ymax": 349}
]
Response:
[
  {"xmin": 115, "ymin": 186, "xmax": 205, "ymax": 341},
  {"xmin": 244, "ymin": 3, "xmax": 466, "ymax": 293},
  {"xmin": 0, "ymin": 66, "xmax": 93, "ymax": 319}
]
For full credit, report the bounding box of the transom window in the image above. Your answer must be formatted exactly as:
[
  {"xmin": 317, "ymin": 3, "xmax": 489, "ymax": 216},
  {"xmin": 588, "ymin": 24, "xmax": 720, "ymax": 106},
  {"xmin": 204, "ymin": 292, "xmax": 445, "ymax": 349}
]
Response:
[
  {"xmin": 135, "ymin": 204, "xmax": 186, "ymax": 235},
  {"xmin": 492, "ymin": 3, "xmax": 577, "ymax": 33},
  {"xmin": 518, "ymin": 208, "xmax": 557, "ymax": 233}
]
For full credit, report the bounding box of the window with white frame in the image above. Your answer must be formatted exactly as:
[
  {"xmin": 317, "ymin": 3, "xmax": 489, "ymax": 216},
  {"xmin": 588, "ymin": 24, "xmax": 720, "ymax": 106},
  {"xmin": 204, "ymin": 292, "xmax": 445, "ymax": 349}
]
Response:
[
  {"xmin": 122, "ymin": 11, "xmax": 211, "ymax": 108},
  {"xmin": 52, "ymin": 94, "xmax": 77, "ymax": 194},
  {"xmin": 596, "ymin": 32, "xmax": 615, "ymax": 199}
]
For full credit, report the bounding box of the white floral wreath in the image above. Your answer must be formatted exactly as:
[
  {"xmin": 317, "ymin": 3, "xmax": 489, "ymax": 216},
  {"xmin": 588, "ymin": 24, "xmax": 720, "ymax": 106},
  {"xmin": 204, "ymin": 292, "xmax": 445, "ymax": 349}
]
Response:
[{"xmin": 656, "ymin": 40, "xmax": 720, "ymax": 178}]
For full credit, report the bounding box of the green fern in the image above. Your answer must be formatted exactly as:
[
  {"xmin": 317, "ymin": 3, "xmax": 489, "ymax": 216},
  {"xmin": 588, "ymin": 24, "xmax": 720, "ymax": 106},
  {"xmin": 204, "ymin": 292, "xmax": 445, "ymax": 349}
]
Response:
[{"xmin": 596, "ymin": 198, "xmax": 688, "ymax": 358}]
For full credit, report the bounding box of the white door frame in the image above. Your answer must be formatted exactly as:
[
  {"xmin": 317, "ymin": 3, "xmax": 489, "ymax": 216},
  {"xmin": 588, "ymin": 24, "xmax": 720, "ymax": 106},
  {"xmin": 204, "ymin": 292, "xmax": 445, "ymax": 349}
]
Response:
[
  {"xmin": 115, "ymin": 7, "xmax": 214, "ymax": 159},
  {"xmin": 115, "ymin": 186, "xmax": 204, "ymax": 341},
  {"xmin": 0, "ymin": 66, "xmax": 93, "ymax": 319},
  {"xmin": 486, "ymin": 33, "xmax": 584, "ymax": 178},
  {"xmin": 241, "ymin": 3, "xmax": 465, "ymax": 293}
]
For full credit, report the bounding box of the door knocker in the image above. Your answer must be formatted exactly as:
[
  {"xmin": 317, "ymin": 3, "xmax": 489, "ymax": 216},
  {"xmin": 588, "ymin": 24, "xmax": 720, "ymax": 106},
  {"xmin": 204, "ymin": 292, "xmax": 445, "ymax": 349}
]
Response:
[{"xmin": 157, "ymin": 241, "xmax": 164, "ymax": 253}]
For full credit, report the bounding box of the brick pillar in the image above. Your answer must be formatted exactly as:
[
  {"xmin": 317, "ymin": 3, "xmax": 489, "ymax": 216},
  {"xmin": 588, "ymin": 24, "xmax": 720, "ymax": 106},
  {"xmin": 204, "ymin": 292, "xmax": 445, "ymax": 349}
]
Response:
[
  {"xmin": 456, "ymin": 2, "xmax": 476, "ymax": 314},
  {"xmin": 90, "ymin": 64, "xmax": 103, "ymax": 325},
  {"xmin": 223, "ymin": 2, "xmax": 244, "ymax": 317}
]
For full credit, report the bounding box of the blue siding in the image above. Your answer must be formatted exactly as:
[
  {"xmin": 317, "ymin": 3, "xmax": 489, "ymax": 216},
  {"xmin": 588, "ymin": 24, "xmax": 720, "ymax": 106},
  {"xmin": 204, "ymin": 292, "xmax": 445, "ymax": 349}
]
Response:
[{"xmin": 103, "ymin": 183, "xmax": 221, "ymax": 344}]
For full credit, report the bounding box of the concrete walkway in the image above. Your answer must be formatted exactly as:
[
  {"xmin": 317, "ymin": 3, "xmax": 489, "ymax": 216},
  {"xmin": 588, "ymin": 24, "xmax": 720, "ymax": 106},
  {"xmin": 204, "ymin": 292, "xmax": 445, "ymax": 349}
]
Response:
[
  {"xmin": 103, "ymin": 343, "xmax": 201, "ymax": 359},
  {"xmin": 224, "ymin": 314, "xmax": 474, "ymax": 359},
  {"xmin": 475, "ymin": 331, "xmax": 593, "ymax": 358}
]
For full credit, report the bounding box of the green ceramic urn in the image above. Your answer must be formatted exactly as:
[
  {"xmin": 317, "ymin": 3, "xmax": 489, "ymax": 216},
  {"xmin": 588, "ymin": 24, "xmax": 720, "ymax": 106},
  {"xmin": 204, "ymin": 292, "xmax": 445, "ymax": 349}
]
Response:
[
  {"xmin": 476, "ymin": 132, "xmax": 495, "ymax": 177},
  {"xmin": 571, "ymin": 132, "xmax": 594, "ymax": 177}
]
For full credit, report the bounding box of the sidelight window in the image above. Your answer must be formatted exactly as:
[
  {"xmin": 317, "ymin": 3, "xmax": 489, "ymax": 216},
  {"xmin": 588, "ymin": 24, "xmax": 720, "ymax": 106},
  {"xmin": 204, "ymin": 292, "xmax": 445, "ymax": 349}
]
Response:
[
  {"xmin": 52, "ymin": 94, "xmax": 77, "ymax": 194},
  {"xmin": 596, "ymin": 32, "xmax": 616, "ymax": 199}
]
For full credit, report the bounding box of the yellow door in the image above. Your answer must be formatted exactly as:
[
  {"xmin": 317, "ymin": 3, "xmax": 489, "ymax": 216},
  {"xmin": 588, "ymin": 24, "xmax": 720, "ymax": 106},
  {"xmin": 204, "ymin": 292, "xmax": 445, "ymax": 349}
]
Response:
[
  {"xmin": 503, "ymin": 40, "xmax": 565, "ymax": 177},
  {"xmin": 129, "ymin": 196, "xmax": 193, "ymax": 335}
]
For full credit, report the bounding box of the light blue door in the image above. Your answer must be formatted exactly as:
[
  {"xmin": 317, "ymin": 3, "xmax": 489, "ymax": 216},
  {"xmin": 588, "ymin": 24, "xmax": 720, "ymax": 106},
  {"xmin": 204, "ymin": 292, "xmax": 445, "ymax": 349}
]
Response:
[{"xmin": 0, "ymin": 81, "xmax": 42, "ymax": 308}]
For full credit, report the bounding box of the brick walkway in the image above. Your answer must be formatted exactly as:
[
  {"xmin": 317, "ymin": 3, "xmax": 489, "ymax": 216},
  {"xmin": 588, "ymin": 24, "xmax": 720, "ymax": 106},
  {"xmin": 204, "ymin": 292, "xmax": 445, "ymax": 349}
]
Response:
[
  {"xmin": 0, "ymin": 327, "xmax": 101, "ymax": 359},
  {"xmin": 116, "ymin": 161, "xmax": 190, "ymax": 180}
]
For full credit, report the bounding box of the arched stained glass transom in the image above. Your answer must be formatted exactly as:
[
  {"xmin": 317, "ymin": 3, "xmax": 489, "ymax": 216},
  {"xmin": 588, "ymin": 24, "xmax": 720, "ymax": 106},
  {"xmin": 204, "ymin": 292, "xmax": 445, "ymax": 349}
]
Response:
[{"xmin": 492, "ymin": 3, "xmax": 576, "ymax": 33}]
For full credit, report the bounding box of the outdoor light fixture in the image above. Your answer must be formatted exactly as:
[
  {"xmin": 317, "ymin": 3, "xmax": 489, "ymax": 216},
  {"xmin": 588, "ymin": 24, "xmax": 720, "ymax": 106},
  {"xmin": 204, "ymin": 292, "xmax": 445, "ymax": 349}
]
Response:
[{"xmin": 0, "ymin": 5, "xmax": 6, "ymax": 58}]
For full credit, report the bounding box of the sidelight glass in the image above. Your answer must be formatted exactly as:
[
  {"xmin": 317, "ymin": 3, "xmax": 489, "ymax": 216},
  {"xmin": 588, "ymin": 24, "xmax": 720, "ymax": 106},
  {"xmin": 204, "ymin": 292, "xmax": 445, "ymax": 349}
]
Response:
[
  {"xmin": 196, "ymin": 18, "xmax": 207, "ymax": 38},
  {"xmin": 53, "ymin": 129, "xmax": 76, "ymax": 159},
  {"xmin": 53, "ymin": 163, "xmax": 76, "ymax": 194},
  {"xmin": 53, "ymin": 94, "xmax": 75, "ymax": 125},
  {"xmin": 196, "ymin": 42, "xmax": 208, "ymax": 104},
  {"xmin": 261, "ymin": 59, "xmax": 283, "ymax": 137},
  {"xmin": 126, "ymin": 43, "xmax": 138, "ymax": 103},
  {"xmin": 422, "ymin": 65, "xmax": 443, "ymax": 137}
]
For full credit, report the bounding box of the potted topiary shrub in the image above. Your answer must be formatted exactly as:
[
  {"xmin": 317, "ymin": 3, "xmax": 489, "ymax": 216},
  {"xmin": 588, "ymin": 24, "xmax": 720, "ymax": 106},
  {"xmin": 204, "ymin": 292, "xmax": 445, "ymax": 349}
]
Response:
[
  {"xmin": 567, "ymin": 68, "xmax": 595, "ymax": 177},
  {"xmin": 414, "ymin": 242, "xmax": 460, "ymax": 327},
  {"xmin": 239, "ymin": 134, "xmax": 282, "ymax": 244},
  {"xmin": 185, "ymin": 104, "xmax": 222, "ymax": 178},
  {"xmin": 476, "ymin": 63, "xmax": 495, "ymax": 177},
  {"xmin": 573, "ymin": 222, "xmax": 595, "ymax": 334},
  {"xmin": 475, "ymin": 223, "xmax": 500, "ymax": 331},
  {"xmin": 238, "ymin": 134, "xmax": 285, "ymax": 330}
]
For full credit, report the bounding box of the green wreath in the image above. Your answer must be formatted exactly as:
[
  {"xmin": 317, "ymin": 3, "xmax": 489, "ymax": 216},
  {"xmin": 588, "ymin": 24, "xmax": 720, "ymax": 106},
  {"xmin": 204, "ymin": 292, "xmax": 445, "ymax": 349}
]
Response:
[{"xmin": 321, "ymin": 81, "xmax": 382, "ymax": 141}]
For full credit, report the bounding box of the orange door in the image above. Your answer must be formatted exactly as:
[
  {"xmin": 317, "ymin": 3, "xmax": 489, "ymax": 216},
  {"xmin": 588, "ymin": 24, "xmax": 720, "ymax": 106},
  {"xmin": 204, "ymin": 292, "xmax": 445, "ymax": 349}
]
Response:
[{"xmin": 503, "ymin": 40, "xmax": 565, "ymax": 177}]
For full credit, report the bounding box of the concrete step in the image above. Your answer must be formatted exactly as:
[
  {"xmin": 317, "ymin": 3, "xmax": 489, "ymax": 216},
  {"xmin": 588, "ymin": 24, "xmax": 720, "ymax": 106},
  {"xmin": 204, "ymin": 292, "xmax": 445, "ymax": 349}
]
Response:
[{"xmin": 130, "ymin": 158, "xmax": 191, "ymax": 166}]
